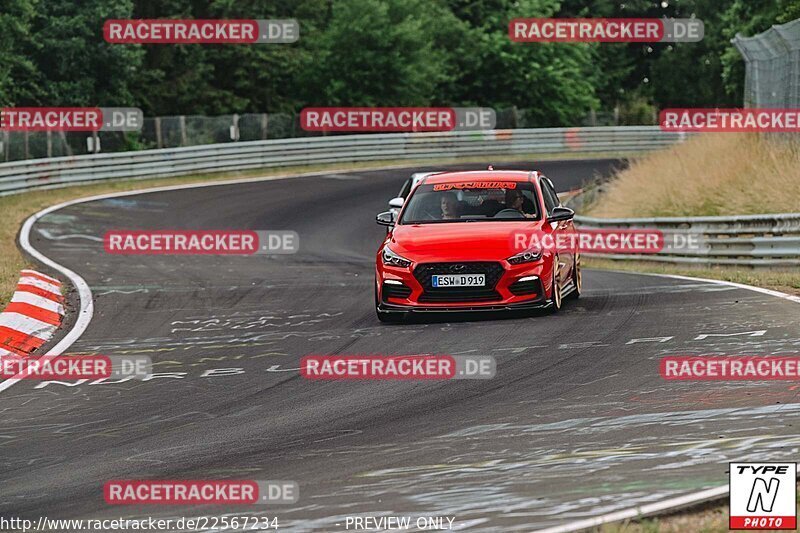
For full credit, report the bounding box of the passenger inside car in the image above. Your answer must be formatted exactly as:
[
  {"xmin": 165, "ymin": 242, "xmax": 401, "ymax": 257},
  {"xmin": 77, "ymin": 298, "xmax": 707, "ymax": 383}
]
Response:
[{"xmin": 440, "ymin": 192, "xmax": 461, "ymax": 219}]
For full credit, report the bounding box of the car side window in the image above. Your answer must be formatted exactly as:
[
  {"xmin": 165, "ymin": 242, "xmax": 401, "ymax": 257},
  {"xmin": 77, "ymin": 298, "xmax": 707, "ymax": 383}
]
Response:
[
  {"xmin": 544, "ymin": 179, "xmax": 561, "ymax": 208},
  {"xmin": 398, "ymin": 179, "xmax": 411, "ymax": 199},
  {"xmin": 540, "ymin": 179, "xmax": 557, "ymax": 214}
]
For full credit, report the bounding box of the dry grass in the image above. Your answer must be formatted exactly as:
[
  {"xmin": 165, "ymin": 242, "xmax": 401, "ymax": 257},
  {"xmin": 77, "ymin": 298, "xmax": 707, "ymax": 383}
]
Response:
[{"xmin": 588, "ymin": 133, "xmax": 800, "ymax": 217}]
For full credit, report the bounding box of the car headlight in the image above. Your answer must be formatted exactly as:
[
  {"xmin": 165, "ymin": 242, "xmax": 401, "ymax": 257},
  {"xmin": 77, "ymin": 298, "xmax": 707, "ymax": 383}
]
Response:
[
  {"xmin": 382, "ymin": 246, "xmax": 412, "ymax": 268},
  {"xmin": 507, "ymin": 247, "xmax": 543, "ymax": 265}
]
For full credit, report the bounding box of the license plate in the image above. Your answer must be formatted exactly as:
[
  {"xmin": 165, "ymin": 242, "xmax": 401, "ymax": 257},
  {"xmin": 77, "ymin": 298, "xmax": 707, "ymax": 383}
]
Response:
[{"xmin": 432, "ymin": 274, "xmax": 485, "ymax": 288}]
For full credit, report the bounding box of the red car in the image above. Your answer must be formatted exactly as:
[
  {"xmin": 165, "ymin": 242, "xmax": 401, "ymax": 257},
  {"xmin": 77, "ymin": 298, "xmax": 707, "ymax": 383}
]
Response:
[{"xmin": 374, "ymin": 170, "xmax": 581, "ymax": 322}]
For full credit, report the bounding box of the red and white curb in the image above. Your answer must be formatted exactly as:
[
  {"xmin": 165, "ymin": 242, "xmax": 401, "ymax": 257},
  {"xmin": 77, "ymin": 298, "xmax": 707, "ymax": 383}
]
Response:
[{"xmin": 0, "ymin": 269, "xmax": 64, "ymax": 360}]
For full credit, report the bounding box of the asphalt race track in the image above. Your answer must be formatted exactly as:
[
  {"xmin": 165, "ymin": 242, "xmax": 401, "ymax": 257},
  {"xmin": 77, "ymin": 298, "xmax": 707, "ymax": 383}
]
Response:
[{"xmin": 3, "ymin": 159, "xmax": 800, "ymax": 532}]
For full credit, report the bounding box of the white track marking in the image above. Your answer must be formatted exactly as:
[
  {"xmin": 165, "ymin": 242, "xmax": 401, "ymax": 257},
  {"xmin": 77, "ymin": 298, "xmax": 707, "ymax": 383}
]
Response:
[
  {"xmin": 609, "ymin": 270, "xmax": 800, "ymax": 304},
  {"xmin": 35, "ymin": 229, "xmax": 104, "ymax": 242}
]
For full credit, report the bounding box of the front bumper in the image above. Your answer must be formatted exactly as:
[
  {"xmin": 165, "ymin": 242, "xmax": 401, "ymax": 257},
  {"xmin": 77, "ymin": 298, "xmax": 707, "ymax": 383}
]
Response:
[
  {"xmin": 376, "ymin": 259, "xmax": 551, "ymax": 313},
  {"xmin": 377, "ymin": 297, "xmax": 549, "ymax": 314}
]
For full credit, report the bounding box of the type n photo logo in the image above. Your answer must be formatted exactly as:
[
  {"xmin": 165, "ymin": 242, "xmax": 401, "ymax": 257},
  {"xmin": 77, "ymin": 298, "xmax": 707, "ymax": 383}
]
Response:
[{"xmin": 730, "ymin": 462, "xmax": 796, "ymax": 530}]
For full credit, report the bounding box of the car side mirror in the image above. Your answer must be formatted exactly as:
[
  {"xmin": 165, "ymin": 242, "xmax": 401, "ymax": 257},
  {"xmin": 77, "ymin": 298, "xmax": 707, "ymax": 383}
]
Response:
[
  {"xmin": 388, "ymin": 197, "xmax": 404, "ymax": 209},
  {"xmin": 548, "ymin": 206, "xmax": 575, "ymax": 222},
  {"xmin": 376, "ymin": 211, "xmax": 396, "ymax": 226}
]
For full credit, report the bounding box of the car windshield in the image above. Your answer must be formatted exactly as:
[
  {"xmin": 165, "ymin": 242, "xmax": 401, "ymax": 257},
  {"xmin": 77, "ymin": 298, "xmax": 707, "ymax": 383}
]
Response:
[{"xmin": 399, "ymin": 181, "xmax": 540, "ymax": 224}]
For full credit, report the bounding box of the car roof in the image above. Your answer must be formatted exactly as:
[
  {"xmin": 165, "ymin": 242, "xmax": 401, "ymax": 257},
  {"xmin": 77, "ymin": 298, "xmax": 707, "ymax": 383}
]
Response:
[
  {"xmin": 422, "ymin": 170, "xmax": 539, "ymax": 184},
  {"xmin": 410, "ymin": 172, "xmax": 435, "ymax": 183}
]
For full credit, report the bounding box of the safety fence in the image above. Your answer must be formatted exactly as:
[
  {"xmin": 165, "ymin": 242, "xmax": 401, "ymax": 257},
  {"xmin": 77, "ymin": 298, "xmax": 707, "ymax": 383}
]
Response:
[
  {"xmin": 733, "ymin": 18, "xmax": 800, "ymax": 108},
  {"xmin": 0, "ymin": 126, "xmax": 686, "ymax": 197},
  {"xmin": 0, "ymin": 108, "xmax": 652, "ymax": 162}
]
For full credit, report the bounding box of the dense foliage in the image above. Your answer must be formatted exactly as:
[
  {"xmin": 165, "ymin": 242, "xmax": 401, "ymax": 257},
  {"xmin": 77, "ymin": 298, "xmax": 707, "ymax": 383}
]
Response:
[{"xmin": 1, "ymin": 0, "xmax": 797, "ymax": 125}]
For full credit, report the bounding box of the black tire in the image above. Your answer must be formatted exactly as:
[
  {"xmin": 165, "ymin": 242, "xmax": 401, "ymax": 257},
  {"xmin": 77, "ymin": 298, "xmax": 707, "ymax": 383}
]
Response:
[
  {"xmin": 568, "ymin": 255, "xmax": 582, "ymax": 300},
  {"xmin": 548, "ymin": 259, "xmax": 562, "ymax": 314},
  {"xmin": 377, "ymin": 309, "xmax": 406, "ymax": 323}
]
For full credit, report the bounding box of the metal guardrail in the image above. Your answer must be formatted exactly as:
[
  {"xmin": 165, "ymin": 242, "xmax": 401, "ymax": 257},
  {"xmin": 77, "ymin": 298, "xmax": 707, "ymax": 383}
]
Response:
[
  {"xmin": 0, "ymin": 126, "xmax": 685, "ymax": 197},
  {"xmin": 575, "ymin": 213, "xmax": 800, "ymax": 267},
  {"xmin": 4, "ymin": 124, "xmax": 795, "ymax": 267}
]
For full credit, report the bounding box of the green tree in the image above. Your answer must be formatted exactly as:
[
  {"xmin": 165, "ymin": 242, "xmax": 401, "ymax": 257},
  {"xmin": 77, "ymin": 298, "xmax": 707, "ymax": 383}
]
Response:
[
  {"xmin": 28, "ymin": 0, "xmax": 144, "ymax": 106},
  {"xmin": 129, "ymin": 0, "xmax": 327, "ymax": 114},
  {"xmin": 720, "ymin": 0, "xmax": 782, "ymax": 103},
  {"xmin": 650, "ymin": 0, "xmax": 738, "ymax": 108},
  {"xmin": 446, "ymin": 0, "xmax": 599, "ymax": 126},
  {"xmin": 0, "ymin": 0, "xmax": 41, "ymax": 105},
  {"xmin": 299, "ymin": 0, "xmax": 453, "ymax": 106}
]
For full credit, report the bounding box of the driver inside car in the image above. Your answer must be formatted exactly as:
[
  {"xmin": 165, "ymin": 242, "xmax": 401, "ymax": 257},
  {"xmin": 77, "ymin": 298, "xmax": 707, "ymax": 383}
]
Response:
[{"xmin": 504, "ymin": 189, "xmax": 535, "ymax": 217}]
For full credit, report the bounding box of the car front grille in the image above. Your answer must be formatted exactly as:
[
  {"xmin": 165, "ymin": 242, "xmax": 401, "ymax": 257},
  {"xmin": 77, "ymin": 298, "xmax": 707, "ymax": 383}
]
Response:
[{"xmin": 414, "ymin": 262, "xmax": 504, "ymax": 303}]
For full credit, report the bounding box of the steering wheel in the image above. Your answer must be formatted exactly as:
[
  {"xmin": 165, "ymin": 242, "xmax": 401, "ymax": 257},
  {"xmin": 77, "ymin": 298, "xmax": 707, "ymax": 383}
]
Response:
[{"xmin": 493, "ymin": 208, "xmax": 525, "ymax": 219}]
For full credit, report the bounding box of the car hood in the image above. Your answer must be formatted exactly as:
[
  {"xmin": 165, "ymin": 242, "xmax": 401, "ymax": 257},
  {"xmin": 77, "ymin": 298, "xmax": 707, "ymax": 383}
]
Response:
[{"xmin": 389, "ymin": 221, "xmax": 545, "ymax": 261}]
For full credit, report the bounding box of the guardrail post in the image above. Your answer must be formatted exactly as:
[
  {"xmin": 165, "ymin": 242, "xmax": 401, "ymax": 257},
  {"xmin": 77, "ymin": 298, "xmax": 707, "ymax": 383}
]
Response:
[
  {"xmin": 179, "ymin": 115, "xmax": 187, "ymax": 147},
  {"xmin": 59, "ymin": 130, "xmax": 72, "ymax": 156},
  {"xmin": 155, "ymin": 117, "xmax": 163, "ymax": 149},
  {"xmin": 87, "ymin": 132, "xmax": 101, "ymax": 154},
  {"xmin": 230, "ymin": 114, "xmax": 240, "ymax": 141}
]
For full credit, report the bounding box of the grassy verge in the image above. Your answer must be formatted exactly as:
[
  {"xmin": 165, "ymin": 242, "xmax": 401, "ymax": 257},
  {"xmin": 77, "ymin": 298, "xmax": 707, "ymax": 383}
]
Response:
[
  {"xmin": 588, "ymin": 133, "xmax": 800, "ymax": 218},
  {"xmin": 0, "ymin": 150, "xmax": 625, "ymax": 308}
]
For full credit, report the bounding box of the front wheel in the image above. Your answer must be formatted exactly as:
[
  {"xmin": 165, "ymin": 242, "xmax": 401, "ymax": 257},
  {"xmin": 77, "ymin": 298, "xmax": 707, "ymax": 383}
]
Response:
[
  {"xmin": 568, "ymin": 255, "xmax": 582, "ymax": 300},
  {"xmin": 377, "ymin": 309, "xmax": 401, "ymax": 323},
  {"xmin": 548, "ymin": 259, "xmax": 562, "ymax": 314}
]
